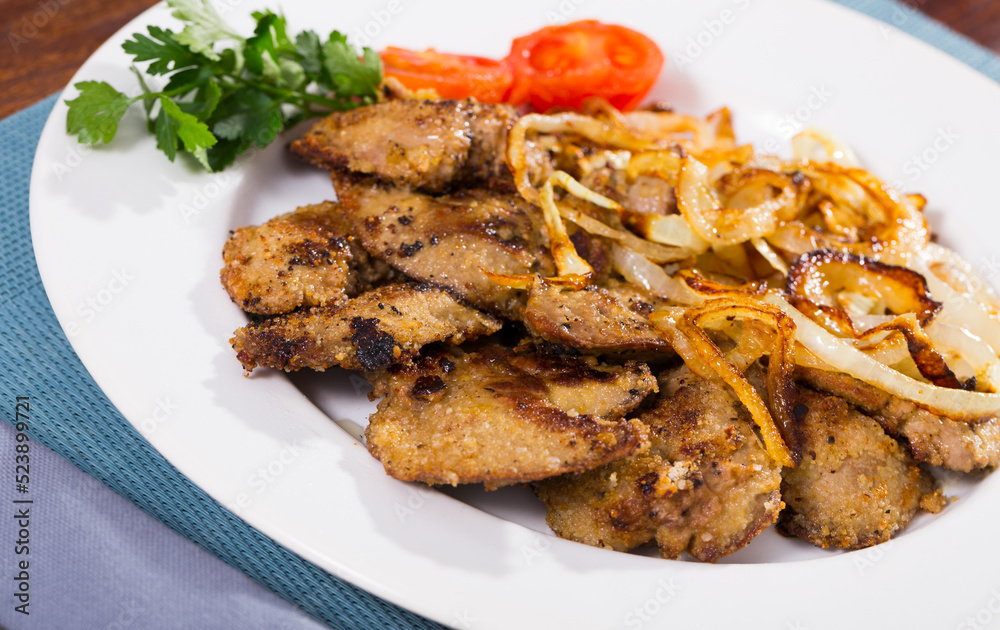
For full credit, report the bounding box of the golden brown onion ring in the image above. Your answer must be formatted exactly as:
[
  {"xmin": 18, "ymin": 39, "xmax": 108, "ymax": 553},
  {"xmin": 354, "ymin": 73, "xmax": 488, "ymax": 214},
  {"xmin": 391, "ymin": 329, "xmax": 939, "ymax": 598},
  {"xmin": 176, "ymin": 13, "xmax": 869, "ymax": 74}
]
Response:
[
  {"xmin": 766, "ymin": 293, "xmax": 1000, "ymax": 421},
  {"xmin": 677, "ymin": 269, "xmax": 765, "ymax": 298},
  {"xmin": 859, "ymin": 315, "xmax": 967, "ymax": 390},
  {"xmin": 798, "ymin": 163, "xmax": 929, "ymax": 261},
  {"xmin": 651, "ymin": 297, "xmax": 799, "ymax": 468},
  {"xmin": 507, "ymin": 112, "xmax": 663, "ymax": 204},
  {"xmin": 786, "ymin": 249, "xmax": 941, "ymax": 326},
  {"xmin": 677, "ymin": 157, "xmax": 795, "ymax": 247}
]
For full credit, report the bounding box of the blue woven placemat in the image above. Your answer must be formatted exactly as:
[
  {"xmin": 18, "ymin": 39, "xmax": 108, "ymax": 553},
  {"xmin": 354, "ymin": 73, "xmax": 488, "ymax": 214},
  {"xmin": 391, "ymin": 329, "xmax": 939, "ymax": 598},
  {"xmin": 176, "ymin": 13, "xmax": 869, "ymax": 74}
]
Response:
[{"xmin": 1, "ymin": 1, "xmax": 997, "ymax": 629}]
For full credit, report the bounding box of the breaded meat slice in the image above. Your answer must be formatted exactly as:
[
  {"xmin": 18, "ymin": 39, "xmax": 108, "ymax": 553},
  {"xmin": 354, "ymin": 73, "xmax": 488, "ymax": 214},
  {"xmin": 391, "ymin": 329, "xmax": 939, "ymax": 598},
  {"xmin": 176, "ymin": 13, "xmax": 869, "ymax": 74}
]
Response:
[
  {"xmin": 364, "ymin": 343, "xmax": 656, "ymax": 488},
  {"xmin": 221, "ymin": 201, "xmax": 401, "ymax": 315},
  {"xmin": 797, "ymin": 367, "xmax": 1000, "ymax": 472},
  {"xmin": 290, "ymin": 99, "xmax": 516, "ymax": 193},
  {"xmin": 522, "ymin": 281, "xmax": 675, "ymax": 362},
  {"xmin": 231, "ymin": 284, "xmax": 501, "ymax": 373},
  {"xmin": 332, "ymin": 173, "xmax": 555, "ymax": 319},
  {"xmin": 776, "ymin": 387, "xmax": 943, "ymax": 549},
  {"xmin": 534, "ymin": 366, "xmax": 783, "ymax": 562}
]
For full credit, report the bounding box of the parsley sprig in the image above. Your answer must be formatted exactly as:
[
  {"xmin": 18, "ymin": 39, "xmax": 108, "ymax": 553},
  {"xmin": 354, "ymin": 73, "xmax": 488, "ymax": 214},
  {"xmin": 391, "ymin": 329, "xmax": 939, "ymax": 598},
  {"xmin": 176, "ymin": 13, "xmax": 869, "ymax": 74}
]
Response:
[{"xmin": 66, "ymin": 0, "xmax": 383, "ymax": 172}]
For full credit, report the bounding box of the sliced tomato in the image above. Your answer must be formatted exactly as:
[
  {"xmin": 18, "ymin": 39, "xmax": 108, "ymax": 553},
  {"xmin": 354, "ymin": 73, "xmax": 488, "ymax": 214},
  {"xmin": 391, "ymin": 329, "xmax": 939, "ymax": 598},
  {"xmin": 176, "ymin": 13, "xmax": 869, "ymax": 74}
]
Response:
[
  {"xmin": 379, "ymin": 47, "xmax": 514, "ymax": 103},
  {"xmin": 507, "ymin": 20, "xmax": 664, "ymax": 112}
]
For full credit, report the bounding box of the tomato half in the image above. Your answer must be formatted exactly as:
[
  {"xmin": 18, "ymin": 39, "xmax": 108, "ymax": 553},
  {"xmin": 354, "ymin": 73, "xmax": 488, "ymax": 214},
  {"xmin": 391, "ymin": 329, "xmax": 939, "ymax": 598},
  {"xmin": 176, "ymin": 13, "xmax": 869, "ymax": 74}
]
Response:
[
  {"xmin": 507, "ymin": 20, "xmax": 664, "ymax": 112},
  {"xmin": 379, "ymin": 47, "xmax": 514, "ymax": 103}
]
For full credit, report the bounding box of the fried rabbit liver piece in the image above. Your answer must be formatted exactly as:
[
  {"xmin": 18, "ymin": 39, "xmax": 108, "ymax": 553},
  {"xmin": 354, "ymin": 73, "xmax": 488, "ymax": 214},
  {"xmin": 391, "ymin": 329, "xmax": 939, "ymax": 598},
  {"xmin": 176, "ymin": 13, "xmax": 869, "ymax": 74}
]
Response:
[
  {"xmin": 364, "ymin": 344, "xmax": 656, "ymax": 488},
  {"xmin": 221, "ymin": 203, "xmax": 357, "ymax": 315},
  {"xmin": 522, "ymin": 282, "xmax": 674, "ymax": 361},
  {"xmin": 231, "ymin": 284, "xmax": 501, "ymax": 373},
  {"xmin": 534, "ymin": 366, "xmax": 782, "ymax": 562},
  {"xmin": 221, "ymin": 201, "xmax": 404, "ymax": 315},
  {"xmin": 290, "ymin": 99, "xmax": 516, "ymax": 193},
  {"xmin": 776, "ymin": 388, "xmax": 942, "ymax": 550},
  {"xmin": 332, "ymin": 174, "xmax": 555, "ymax": 318},
  {"xmin": 797, "ymin": 367, "xmax": 1000, "ymax": 472}
]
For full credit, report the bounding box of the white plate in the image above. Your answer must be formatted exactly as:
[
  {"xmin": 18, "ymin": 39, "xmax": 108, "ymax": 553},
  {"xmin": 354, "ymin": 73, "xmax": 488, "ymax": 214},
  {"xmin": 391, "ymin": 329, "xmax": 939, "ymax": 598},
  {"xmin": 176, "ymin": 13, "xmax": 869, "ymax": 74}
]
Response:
[{"xmin": 30, "ymin": 0, "xmax": 1000, "ymax": 627}]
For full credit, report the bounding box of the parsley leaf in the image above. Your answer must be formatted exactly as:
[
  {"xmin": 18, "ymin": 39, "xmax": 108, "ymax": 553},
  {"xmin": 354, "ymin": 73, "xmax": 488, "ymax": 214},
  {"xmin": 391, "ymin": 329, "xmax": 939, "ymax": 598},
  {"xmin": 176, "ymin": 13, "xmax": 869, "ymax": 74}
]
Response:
[
  {"xmin": 154, "ymin": 101, "xmax": 181, "ymax": 161},
  {"xmin": 295, "ymin": 30, "xmax": 323, "ymax": 76},
  {"xmin": 169, "ymin": 0, "xmax": 243, "ymax": 59},
  {"xmin": 122, "ymin": 26, "xmax": 201, "ymax": 76},
  {"xmin": 159, "ymin": 96, "xmax": 216, "ymax": 169},
  {"xmin": 321, "ymin": 31, "xmax": 382, "ymax": 100},
  {"xmin": 212, "ymin": 89, "xmax": 282, "ymax": 148},
  {"xmin": 66, "ymin": 2, "xmax": 384, "ymax": 172},
  {"xmin": 65, "ymin": 81, "xmax": 135, "ymax": 144}
]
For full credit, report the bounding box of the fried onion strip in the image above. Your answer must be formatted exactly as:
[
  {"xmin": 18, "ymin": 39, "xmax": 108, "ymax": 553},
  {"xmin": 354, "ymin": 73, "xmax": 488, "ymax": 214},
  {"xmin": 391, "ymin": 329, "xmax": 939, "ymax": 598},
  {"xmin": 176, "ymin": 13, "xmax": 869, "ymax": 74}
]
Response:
[
  {"xmin": 766, "ymin": 293, "xmax": 1000, "ymax": 420},
  {"xmin": 651, "ymin": 299, "xmax": 798, "ymax": 468}
]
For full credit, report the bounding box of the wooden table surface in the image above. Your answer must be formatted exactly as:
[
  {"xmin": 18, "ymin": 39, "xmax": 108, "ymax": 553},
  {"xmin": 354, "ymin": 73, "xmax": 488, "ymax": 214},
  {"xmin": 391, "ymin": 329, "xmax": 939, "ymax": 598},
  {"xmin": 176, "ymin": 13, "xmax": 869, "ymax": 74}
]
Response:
[{"xmin": 0, "ymin": 0, "xmax": 997, "ymax": 119}]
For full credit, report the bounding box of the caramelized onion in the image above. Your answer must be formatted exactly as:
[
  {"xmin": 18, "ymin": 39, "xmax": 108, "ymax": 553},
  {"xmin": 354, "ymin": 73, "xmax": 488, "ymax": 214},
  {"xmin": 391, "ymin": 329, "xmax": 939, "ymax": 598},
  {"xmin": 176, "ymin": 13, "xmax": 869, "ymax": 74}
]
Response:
[
  {"xmin": 799, "ymin": 163, "xmax": 929, "ymax": 261},
  {"xmin": 927, "ymin": 321, "xmax": 1000, "ymax": 392},
  {"xmin": 610, "ymin": 245, "xmax": 699, "ymax": 305},
  {"xmin": 651, "ymin": 298, "xmax": 799, "ymax": 468},
  {"xmin": 621, "ymin": 109, "xmax": 722, "ymax": 152},
  {"xmin": 791, "ymin": 128, "xmax": 860, "ymax": 167},
  {"xmin": 557, "ymin": 201, "xmax": 689, "ymax": 263},
  {"xmin": 786, "ymin": 250, "xmax": 941, "ymax": 326},
  {"xmin": 766, "ymin": 293, "xmax": 1000, "ymax": 420},
  {"xmin": 677, "ymin": 157, "xmax": 792, "ymax": 246},
  {"xmin": 627, "ymin": 150, "xmax": 683, "ymax": 185},
  {"xmin": 766, "ymin": 223, "xmax": 836, "ymax": 258},
  {"xmin": 538, "ymin": 179, "xmax": 594, "ymax": 279},
  {"xmin": 624, "ymin": 213, "xmax": 710, "ymax": 253},
  {"xmin": 691, "ymin": 300, "xmax": 800, "ymax": 466},
  {"xmin": 678, "ymin": 269, "xmax": 764, "ymax": 298},
  {"xmin": 508, "ymin": 112, "xmax": 663, "ymax": 203},
  {"xmin": 481, "ymin": 271, "xmax": 591, "ymax": 291},
  {"xmin": 915, "ymin": 244, "xmax": 1000, "ymax": 353},
  {"xmin": 751, "ymin": 237, "xmax": 789, "ymax": 275},
  {"xmin": 858, "ymin": 315, "xmax": 966, "ymax": 389},
  {"xmin": 551, "ymin": 170, "xmax": 709, "ymax": 253}
]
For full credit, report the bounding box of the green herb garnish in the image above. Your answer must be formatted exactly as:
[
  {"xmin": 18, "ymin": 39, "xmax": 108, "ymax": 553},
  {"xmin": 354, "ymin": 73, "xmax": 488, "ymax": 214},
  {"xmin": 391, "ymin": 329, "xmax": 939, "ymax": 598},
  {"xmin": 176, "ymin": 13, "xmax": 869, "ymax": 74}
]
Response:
[{"xmin": 65, "ymin": 0, "xmax": 383, "ymax": 172}]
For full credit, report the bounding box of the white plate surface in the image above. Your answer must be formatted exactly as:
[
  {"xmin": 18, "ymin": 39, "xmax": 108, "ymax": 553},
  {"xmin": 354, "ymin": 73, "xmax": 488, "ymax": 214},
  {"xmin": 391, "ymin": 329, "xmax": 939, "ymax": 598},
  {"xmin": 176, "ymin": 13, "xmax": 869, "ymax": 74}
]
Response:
[{"xmin": 31, "ymin": 1, "xmax": 1000, "ymax": 628}]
